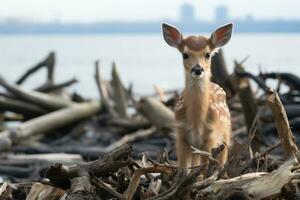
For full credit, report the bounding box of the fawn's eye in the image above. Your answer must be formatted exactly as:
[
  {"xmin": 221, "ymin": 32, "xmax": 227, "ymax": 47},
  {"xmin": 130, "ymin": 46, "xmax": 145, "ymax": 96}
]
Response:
[
  {"xmin": 183, "ymin": 53, "xmax": 190, "ymax": 59},
  {"xmin": 205, "ymin": 53, "xmax": 211, "ymax": 59}
]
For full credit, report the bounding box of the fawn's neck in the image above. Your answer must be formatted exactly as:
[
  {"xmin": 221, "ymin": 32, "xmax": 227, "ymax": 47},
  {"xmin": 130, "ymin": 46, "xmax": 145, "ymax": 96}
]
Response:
[{"xmin": 184, "ymin": 71, "xmax": 210, "ymax": 129}]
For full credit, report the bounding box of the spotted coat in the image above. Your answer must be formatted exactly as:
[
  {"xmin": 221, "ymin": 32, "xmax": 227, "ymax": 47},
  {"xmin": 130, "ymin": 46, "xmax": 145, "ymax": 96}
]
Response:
[{"xmin": 174, "ymin": 82, "xmax": 230, "ymax": 126}]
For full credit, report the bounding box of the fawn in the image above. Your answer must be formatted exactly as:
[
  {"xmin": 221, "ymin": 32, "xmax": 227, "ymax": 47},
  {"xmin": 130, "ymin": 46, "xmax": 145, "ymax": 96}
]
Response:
[{"xmin": 162, "ymin": 23, "xmax": 233, "ymax": 168}]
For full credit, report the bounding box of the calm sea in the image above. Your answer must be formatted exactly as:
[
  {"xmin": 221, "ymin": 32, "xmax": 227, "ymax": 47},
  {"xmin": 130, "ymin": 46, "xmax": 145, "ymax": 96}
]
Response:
[{"xmin": 0, "ymin": 33, "xmax": 299, "ymax": 97}]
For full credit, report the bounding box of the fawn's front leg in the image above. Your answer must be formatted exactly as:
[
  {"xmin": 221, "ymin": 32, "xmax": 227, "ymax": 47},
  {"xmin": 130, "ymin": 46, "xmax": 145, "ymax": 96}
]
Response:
[
  {"xmin": 217, "ymin": 129, "xmax": 230, "ymax": 166},
  {"xmin": 191, "ymin": 129, "xmax": 201, "ymax": 168},
  {"xmin": 199, "ymin": 129, "xmax": 216, "ymax": 167},
  {"xmin": 176, "ymin": 128, "xmax": 191, "ymax": 168}
]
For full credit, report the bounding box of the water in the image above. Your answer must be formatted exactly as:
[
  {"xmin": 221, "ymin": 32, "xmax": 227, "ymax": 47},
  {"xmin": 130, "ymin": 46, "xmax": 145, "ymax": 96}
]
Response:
[{"xmin": 0, "ymin": 33, "xmax": 299, "ymax": 97}]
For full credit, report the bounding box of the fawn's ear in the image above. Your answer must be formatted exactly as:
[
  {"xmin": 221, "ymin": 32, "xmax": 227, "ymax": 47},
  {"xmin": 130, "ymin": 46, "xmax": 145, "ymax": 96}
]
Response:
[
  {"xmin": 209, "ymin": 23, "xmax": 233, "ymax": 49},
  {"xmin": 162, "ymin": 23, "xmax": 182, "ymax": 48}
]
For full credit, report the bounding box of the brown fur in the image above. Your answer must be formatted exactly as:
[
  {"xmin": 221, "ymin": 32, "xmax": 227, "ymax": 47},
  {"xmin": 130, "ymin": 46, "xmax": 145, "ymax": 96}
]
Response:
[
  {"xmin": 162, "ymin": 22, "xmax": 233, "ymax": 170},
  {"xmin": 174, "ymin": 39, "xmax": 231, "ymax": 169},
  {"xmin": 175, "ymin": 81, "xmax": 231, "ymax": 168},
  {"xmin": 182, "ymin": 36, "xmax": 209, "ymax": 52}
]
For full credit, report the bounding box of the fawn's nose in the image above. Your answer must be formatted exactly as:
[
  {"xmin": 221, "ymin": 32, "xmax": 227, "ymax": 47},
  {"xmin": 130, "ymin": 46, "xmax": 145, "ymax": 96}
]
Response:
[{"xmin": 191, "ymin": 65, "xmax": 204, "ymax": 77}]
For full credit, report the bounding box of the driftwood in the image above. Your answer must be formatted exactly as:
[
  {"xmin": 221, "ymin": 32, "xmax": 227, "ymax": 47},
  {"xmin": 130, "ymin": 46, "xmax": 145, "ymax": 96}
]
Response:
[
  {"xmin": 16, "ymin": 52, "xmax": 55, "ymax": 85},
  {"xmin": 105, "ymin": 127, "xmax": 157, "ymax": 152},
  {"xmin": 199, "ymin": 158, "xmax": 298, "ymax": 199},
  {"xmin": 235, "ymin": 71, "xmax": 268, "ymax": 91},
  {"xmin": 15, "ymin": 52, "xmax": 75, "ymax": 97},
  {"xmin": 0, "ymin": 182, "xmax": 15, "ymax": 199},
  {"xmin": 260, "ymin": 104, "xmax": 300, "ymax": 121},
  {"xmin": 153, "ymin": 85, "xmax": 167, "ymax": 102},
  {"xmin": 3, "ymin": 153, "xmax": 83, "ymax": 165},
  {"xmin": 211, "ymin": 49, "xmax": 235, "ymax": 98},
  {"xmin": 0, "ymin": 96, "xmax": 47, "ymax": 118},
  {"xmin": 266, "ymin": 89, "xmax": 300, "ymax": 160},
  {"xmin": 11, "ymin": 143, "xmax": 164, "ymax": 160},
  {"xmin": 260, "ymin": 72, "xmax": 300, "ymax": 91},
  {"xmin": 0, "ymin": 76, "xmax": 74, "ymax": 110},
  {"xmin": 0, "ymin": 113, "xmax": 23, "ymax": 122},
  {"xmin": 95, "ymin": 61, "xmax": 118, "ymax": 117},
  {"xmin": 0, "ymin": 153, "xmax": 83, "ymax": 178},
  {"xmin": 193, "ymin": 88, "xmax": 300, "ymax": 199},
  {"xmin": 234, "ymin": 60, "xmax": 261, "ymax": 153},
  {"xmin": 35, "ymin": 78, "xmax": 78, "ymax": 93},
  {"xmin": 46, "ymin": 144, "xmax": 133, "ymax": 188},
  {"xmin": 0, "ymin": 101, "xmax": 101, "ymax": 151},
  {"xmin": 148, "ymin": 167, "xmax": 203, "ymax": 200},
  {"xmin": 111, "ymin": 63, "xmax": 128, "ymax": 118},
  {"xmin": 66, "ymin": 175, "xmax": 95, "ymax": 200},
  {"xmin": 26, "ymin": 183, "xmax": 65, "ymax": 200},
  {"xmin": 139, "ymin": 97, "xmax": 175, "ymax": 131},
  {"xmin": 0, "ymin": 165, "xmax": 33, "ymax": 178},
  {"xmin": 107, "ymin": 117, "xmax": 151, "ymax": 131},
  {"xmin": 124, "ymin": 164, "xmax": 176, "ymax": 200},
  {"xmin": 1, "ymin": 50, "xmax": 300, "ymax": 200},
  {"xmin": 48, "ymin": 121, "xmax": 87, "ymax": 146}
]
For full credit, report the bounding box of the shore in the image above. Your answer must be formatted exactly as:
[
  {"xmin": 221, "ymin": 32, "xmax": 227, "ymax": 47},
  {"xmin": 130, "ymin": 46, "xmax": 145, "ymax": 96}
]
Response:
[{"xmin": 0, "ymin": 50, "xmax": 299, "ymax": 199}]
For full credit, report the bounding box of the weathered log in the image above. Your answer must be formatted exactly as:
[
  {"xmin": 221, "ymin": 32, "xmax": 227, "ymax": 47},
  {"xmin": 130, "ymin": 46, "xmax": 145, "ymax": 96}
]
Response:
[
  {"xmin": 266, "ymin": 89, "xmax": 300, "ymax": 160},
  {"xmin": 124, "ymin": 164, "xmax": 176, "ymax": 200},
  {"xmin": 0, "ymin": 182, "xmax": 14, "ymax": 199},
  {"xmin": 92, "ymin": 178, "xmax": 124, "ymax": 200},
  {"xmin": 226, "ymin": 141, "xmax": 253, "ymax": 178},
  {"xmin": 260, "ymin": 104, "xmax": 300, "ymax": 121},
  {"xmin": 235, "ymin": 70, "xmax": 268, "ymax": 91},
  {"xmin": 105, "ymin": 127, "xmax": 156, "ymax": 152},
  {"xmin": 71, "ymin": 92, "xmax": 86, "ymax": 103},
  {"xmin": 35, "ymin": 78, "xmax": 78, "ymax": 93},
  {"xmin": 211, "ymin": 49, "xmax": 235, "ymax": 98},
  {"xmin": 111, "ymin": 62, "xmax": 128, "ymax": 118},
  {"xmin": 260, "ymin": 72, "xmax": 300, "ymax": 91},
  {"xmin": 0, "ymin": 154, "xmax": 83, "ymax": 179},
  {"xmin": 66, "ymin": 175, "xmax": 95, "ymax": 200},
  {"xmin": 3, "ymin": 153, "xmax": 83, "ymax": 165},
  {"xmin": 46, "ymin": 144, "xmax": 133, "ymax": 189},
  {"xmin": 12, "ymin": 143, "xmax": 164, "ymax": 160},
  {"xmin": 262, "ymin": 117, "xmax": 300, "ymax": 137},
  {"xmin": 0, "ymin": 165, "xmax": 33, "ymax": 178},
  {"xmin": 49, "ymin": 121, "xmax": 87, "ymax": 146},
  {"xmin": 95, "ymin": 61, "xmax": 118, "ymax": 117},
  {"xmin": 0, "ymin": 96, "xmax": 47, "ymax": 118},
  {"xmin": 138, "ymin": 97, "xmax": 175, "ymax": 131},
  {"xmin": 148, "ymin": 167, "xmax": 202, "ymax": 200},
  {"xmin": 0, "ymin": 101, "xmax": 101, "ymax": 151},
  {"xmin": 0, "ymin": 113, "xmax": 23, "ymax": 122},
  {"xmin": 199, "ymin": 158, "xmax": 298, "ymax": 199},
  {"xmin": 153, "ymin": 85, "xmax": 167, "ymax": 102},
  {"xmin": 0, "ymin": 76, "xmax": 74, "ymax": 110},
  {"xmin": 237, "ymin": 142, "xmax": 281, "ymax": 175},
  {"xmin": 234, "ymin": 60, "xmax": 261, "ymax": 153},
  {"xmin": 191, "ymin": 146, "xmax": 219, "ymax": 167},
  {"xmin": 107, "ymin": 117, "xmax": 151, "ymax": 131},
  {"xmin": 26, "ymin": 183, "xmax": 65, "ymax": 200},
  {"xmin": 193, "ymin": 171, "xmax": 218, "ymax": 190},
  {"xmin": 16, "ymin": 52, "xmax": 55, "ymax": 85}
]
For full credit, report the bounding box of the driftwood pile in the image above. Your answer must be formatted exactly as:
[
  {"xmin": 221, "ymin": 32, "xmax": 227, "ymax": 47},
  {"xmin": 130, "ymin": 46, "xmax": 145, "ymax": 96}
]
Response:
[{"xmin": 0, "ymin": 51, "xmax": 300, "ymax": 199}]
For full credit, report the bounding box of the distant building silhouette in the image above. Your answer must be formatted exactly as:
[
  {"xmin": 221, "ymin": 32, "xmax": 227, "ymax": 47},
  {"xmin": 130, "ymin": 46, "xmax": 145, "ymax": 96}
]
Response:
[
  {"xmin": 215, "ymin": 5, "xmax": 229, "ymax": 23},
  {"xmin": 245, "ymin": 14, "xmax": 254, "ymax": 22},
  {"xmin": 1, "ymin": 3, "xmax": 300, "ymax": 34},
  {"xmin": 180, "ymin": 4, "xmax": 196, "ymax": 23}
]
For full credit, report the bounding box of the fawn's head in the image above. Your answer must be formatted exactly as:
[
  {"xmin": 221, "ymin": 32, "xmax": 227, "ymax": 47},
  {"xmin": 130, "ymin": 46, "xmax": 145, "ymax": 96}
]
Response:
[{"xmin": 162, "ymin": 23, "xmax": 233, "ymax": 81}]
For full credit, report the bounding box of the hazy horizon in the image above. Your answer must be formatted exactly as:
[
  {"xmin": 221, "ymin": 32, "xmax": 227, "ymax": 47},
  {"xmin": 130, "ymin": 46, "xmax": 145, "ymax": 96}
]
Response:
[{"xmin": 1, "ymin": 0, "xmax": 300, "ymax": 23}]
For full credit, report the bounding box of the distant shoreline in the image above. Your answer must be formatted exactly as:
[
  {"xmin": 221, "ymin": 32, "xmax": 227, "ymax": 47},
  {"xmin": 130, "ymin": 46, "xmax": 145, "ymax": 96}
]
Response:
[
  {"xmin": 1, "ymin": 20, "xmax": 300, "ymax": 34},
  {"xmin": 0, "ymin": 32, "xmax": 300, "ymax": 35}
]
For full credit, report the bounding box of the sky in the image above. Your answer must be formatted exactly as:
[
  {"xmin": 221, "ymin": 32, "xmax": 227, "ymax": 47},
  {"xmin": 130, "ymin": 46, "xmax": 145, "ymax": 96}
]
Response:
[{"xmin": 1, "ymin": 0, "xmax": 300, "ymax": 23}]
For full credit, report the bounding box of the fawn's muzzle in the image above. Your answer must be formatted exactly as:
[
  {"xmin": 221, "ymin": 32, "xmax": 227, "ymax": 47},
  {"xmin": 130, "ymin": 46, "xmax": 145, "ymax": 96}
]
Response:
[{"xmin": 191, "ymin": 65, "xmax": 204, "ymax": 77}]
